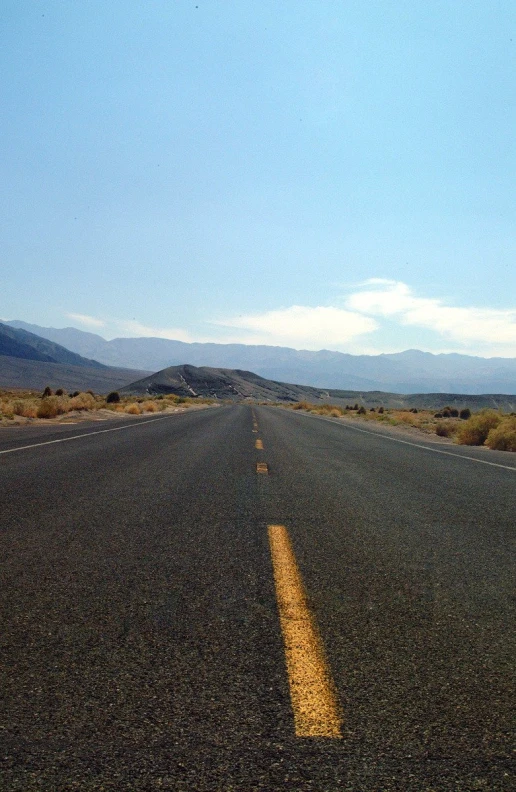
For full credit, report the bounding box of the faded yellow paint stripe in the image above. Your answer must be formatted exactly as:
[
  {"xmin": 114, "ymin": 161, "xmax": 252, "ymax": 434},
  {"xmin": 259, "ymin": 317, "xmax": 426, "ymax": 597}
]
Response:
[
  {"xmin": 255, "ymin": 438, "xmax": 264, "ymax": 449},
  {"xmin": 268, "ymin": 525, "xmax": 342, "ymax": 738}
]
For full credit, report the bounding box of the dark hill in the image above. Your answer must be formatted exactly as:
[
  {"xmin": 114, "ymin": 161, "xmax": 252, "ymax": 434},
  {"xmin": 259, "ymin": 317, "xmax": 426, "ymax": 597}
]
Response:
[
  {"xmin": 120, "ymin": 364, "xmax": 309, "ymax": 401},
  {"xmin": 120, "ymin": 364, "xmax": 516, "ymax": 412}
]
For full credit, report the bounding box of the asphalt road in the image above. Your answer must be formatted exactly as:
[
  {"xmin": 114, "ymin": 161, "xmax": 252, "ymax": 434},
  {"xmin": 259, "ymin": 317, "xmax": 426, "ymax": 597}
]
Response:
[{"xmin": 1, "ymin": 405, "xmax": 514, "ymax": 791}]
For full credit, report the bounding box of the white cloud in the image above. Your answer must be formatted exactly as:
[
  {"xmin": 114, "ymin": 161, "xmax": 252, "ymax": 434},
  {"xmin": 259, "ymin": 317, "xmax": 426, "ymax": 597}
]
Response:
[
  {"xmin": 66, "ymin": 312, "xmax": 106, "ymax": 328},
  {"xmin": 346, "ymin": 280, "xmax": 516, "ymax": 355},
  {"xmin": 216, "ymin": 305, "xmax": 377, "ymax": 350},
  {"xmin": 116, "ymin": 320, "xmax": 194, "ymax": 342}
]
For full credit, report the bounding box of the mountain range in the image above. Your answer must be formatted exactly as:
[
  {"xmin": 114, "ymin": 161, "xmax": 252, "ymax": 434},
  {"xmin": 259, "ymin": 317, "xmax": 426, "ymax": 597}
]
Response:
[
  {"xmin": 6, "ymin": 319, "xmax": 516, "ymax": 395},
  {"xmin": 0, "ymin": 322, "xmax": 150, "ymax": 392}
]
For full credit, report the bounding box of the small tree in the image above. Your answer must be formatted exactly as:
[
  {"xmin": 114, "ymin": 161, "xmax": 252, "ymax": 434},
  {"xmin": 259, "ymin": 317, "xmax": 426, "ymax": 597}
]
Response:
[
  {"xmin": 42, "ymin": 386, "xmax": 52, "ymax": 398},
  {"xmin": 459, "ymin": 408, "xmax": 471, "ymax": 420},
  {"xmin": 106, "ymin": 391, "xmax": 120, "ymax": 404}
]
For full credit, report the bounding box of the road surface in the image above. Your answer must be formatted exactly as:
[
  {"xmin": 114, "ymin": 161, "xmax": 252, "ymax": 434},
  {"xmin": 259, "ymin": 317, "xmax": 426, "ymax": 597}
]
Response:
[{"xmin": 1, "ymin": 405, "xmax": 514, "ymax": 790}]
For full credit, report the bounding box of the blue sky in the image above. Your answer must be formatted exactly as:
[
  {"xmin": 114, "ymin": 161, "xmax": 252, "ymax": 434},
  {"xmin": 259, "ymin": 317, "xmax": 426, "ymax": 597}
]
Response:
[{"xmin": 2, "ymin": 1, "xmax": 516, "ymax": 356}]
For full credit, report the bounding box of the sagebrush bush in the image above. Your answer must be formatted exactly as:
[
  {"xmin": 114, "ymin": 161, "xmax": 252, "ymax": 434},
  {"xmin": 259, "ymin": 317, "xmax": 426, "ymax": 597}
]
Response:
[
  {"xmin": 485, "ymin": 417, "xmax": 516, "ymax": 451},
  {"xmin": 125, "ymin": 403, "xmax": 141, "ymax": 415},
  {"xmin": 455, "ymin": 410, "xmax": 502, "ymax": 446},
  {"xmin": 69, "ymin": 392, "xmax": 96, "ymax": 411},
  {"xmin": 435, "ymin": 421, "xmax": 455, "ymax": 438},
  {"xmin": 106, "ymin": 391, "xmax": 120, "ymax": 403},
  {"xmin": 459, "ymin": 408, "xmax": 471, "ymax": 420},
  {"xmin": 37, "ymin": 396, "xmax": 64, "ymax": 419},
  {"xmin": 142, "ymin": 401, "xmax": 158, "ymax": 412},
  {"xmin": 13, "ymin": 400, "xmax": 38, "ymax": 418}
]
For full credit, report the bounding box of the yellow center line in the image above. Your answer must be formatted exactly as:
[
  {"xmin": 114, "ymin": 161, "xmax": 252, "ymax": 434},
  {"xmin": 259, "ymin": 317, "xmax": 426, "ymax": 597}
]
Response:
[
  {"xmin": 268, "ymin": 525, "xmax": 342, "ymax": 738},
  {"xmin": 255, "ymin": 438, "xmax": 264, "ymax": 450}
]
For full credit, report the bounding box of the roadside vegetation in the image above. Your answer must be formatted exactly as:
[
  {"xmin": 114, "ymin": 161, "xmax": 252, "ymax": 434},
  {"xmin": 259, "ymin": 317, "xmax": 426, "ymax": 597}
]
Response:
[
  {"xmin": 279, "ymin": 401, "xmax": 516, "ymax": 452},
  {"xmin": 0, "ymin": 388, "xmax": 216, "ymax": 424}
]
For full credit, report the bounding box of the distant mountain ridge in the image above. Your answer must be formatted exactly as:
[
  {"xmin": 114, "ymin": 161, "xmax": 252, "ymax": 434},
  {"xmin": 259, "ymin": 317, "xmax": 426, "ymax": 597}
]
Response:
[{"xmin": 7, "ymin": 319, "xmax": 516, "ymax": 394}]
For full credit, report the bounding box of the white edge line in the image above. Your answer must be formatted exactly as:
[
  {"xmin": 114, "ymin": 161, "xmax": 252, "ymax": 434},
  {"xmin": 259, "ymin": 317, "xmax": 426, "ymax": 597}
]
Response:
[
  {"xmin": 294, "ymin": 411, "xmax": 516, "ymax": 472},
  {"xmin": 0, "ymin": 414, "xmax": 179, "ymax": 455}
]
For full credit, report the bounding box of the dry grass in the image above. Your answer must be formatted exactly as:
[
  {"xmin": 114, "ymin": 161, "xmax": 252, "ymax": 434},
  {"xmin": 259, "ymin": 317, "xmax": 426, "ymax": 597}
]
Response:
[
  {"xmin": 282, "ymin": 401, "xmax": 516, "ymax": 452},
  {"xmin": 0, "ymin": 387, "xmax": 216, "ymax": 423}
]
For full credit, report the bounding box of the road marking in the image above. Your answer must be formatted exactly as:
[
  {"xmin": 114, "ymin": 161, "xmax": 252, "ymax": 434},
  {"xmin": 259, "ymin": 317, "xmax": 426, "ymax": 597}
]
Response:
[
  {"xmin": 255, "ymin": 438, "xmax": 264, "ymax": 449},
  {"xmin": 0, "ymin": 414, "xmax": 181, "ymax": 456},
  {"xmin": 268, "ymin": 524, "xmax": 342, "ymax": 738},
  {"xmin": 297, "ymin": 412, "xmax": 516, "ymax": 472},
  {"xmin": 256, "ymin": 462, "xmax": 269, "ymax": 474}
]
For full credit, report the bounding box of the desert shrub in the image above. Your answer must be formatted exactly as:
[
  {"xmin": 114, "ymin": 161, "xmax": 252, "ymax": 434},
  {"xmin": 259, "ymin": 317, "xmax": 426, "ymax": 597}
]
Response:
[
  {"xmin": 435, "ymin": 421, "xmax": 456, "ymax": 438},
  {"xmin": 69, "ymin": 392, "xmax": 96, "ymax": 411},
  {"xmin": 142, "ymin": 401, "xmax": 158, "ymax": 413},
  {"xmin": 410, "ymin": 408, "xmax": 418, "ymax": 413},
  {"xmin": 353, "ymin": 403, "xmax": 359, "ymax": 411},
  {"xmin": 441, "ymin": 408, "xmax": 452, "ymax": 418},
  {"xmin": 459, "ymin": 408, "xmax": 471, "ymax": 420},
  {"xmin": 485, "ymin": 417, "xmax": 516, "ymax": 451},
  {"xmin": 37, "ymin": 396, "xmax": 63, "ymax": 418},
  {"xmin": 330, "ymin": 408, "xmax": 341, "ymax": 417},
  {"xmin": 13, "ymin": 400, "xmax": 38, "ymax": 418},
  {"xmin": 125, "ymin": 403, "xmax": 141, "ymax": 415},
  {"xmin": 455, "ymin": 410, "xmax": 502, "ymax": 446},
  {"xmin": 370, "ymin": 407, "xmax": 376, "ymax": 412},
  {"xmin": 86, "ymin": 390, "xmax": 95, "ymax": 396},
  {"xmin": 42, "ymin": 386, "xmax": 52, "ymax": 398},
  {"xmin": 106, "ymin": 391, "xmax": 120, "ymax": 403},
  {"xmin": 378, "ymin": 406, "xmax": 384, "ymax": 414},
  {"xmin": 55, "ymin": 388, "xmax": 65, "ymax": 396},
  {"xmin": 434, "ymin": 412, "xmax": 443, "ymax": 418},
  {"xmin": 71, "ymin": 391, "xmax": 80, "ymax": 398},
  {"xmin": 293, "ymin": 401, "xmax": 311, "ymax": 410},
  {"xmin": 357, "ymin": 406, "xmax": 366, "ymax": 415}
]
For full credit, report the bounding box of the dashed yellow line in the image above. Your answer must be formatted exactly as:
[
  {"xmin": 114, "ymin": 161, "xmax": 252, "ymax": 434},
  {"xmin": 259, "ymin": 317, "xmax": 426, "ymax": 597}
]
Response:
[
  {"xmin": 255, "ymin": 438, "xmax": 264, "ymax": 450},
  {"xmin": 268, "ymin": 525, "xmax": 342, "ymax": 738}
]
